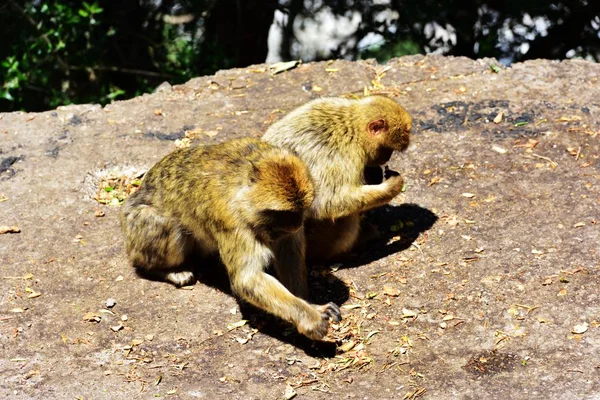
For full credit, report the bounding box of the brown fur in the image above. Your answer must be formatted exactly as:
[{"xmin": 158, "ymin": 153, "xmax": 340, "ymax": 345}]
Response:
[
  {"xmin": 121, "ymin": 138, "xmax": 340, "ymax": 340},
  {"xmin": 262, "ymin": 96, "xmax": 412, "ymax": 260}
]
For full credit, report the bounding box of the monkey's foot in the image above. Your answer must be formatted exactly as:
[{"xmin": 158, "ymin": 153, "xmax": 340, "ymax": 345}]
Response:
[
  {"xmin": 166, "ymin": 271, "xmax": 196, "ymax": 287},
  {"xmin": 299, "ymin": 302, "xmax": 342, "ymax": 340}
]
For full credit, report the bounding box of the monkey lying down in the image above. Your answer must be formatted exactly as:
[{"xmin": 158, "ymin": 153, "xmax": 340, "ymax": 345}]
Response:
[{"xmin": 121, "ymin": 138, "xmax": 341, "ymax": 340}]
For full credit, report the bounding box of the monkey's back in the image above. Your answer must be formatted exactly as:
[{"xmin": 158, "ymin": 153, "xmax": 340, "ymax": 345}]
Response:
[{"xmin": 127, "ymin": 138, "xmax": 284, "ymax": 234}]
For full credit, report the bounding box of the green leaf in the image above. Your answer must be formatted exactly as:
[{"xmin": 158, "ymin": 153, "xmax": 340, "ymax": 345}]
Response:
[
  {"xmin": 79, "ymin": 9, "xmax": 89, "ymax": 17},
  {"xmin": 489, "ymin": 63, "xmax": 502, "ymax": 73}
]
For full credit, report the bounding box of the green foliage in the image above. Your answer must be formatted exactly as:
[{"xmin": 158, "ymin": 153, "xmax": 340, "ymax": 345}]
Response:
[
  {"xmin": 360, "ymin": 39, "xmax": 421, "ymax": 63},
  {"xmin": 0, "ymin": 1, "xmax": 209, "ymax": 112},
  {"xmin": 1, "ymin": 0, "xmax": 598, "ymax": 112},
  {"xmin": 0, "ymin": 1, "xmax": 119, "ymax": 111}
]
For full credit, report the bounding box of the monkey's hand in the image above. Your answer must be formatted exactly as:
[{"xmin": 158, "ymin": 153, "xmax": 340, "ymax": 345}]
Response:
[
  {"xmin": 383, "ymin": 168, "xmax": 404, "ymax": 197},
  {"xmin": 298, "ymin": 302, "xmax": 342, "ymax": 340},
  {"xmin": 364, "ymin": 166, "xmax": 384, "ymax": 185}
]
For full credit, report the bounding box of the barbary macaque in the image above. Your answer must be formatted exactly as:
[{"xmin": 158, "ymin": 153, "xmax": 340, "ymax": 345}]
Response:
[
  {"xmin": 262, "ymin": 96, "xmax": 412, "ymax": 260},
  {"xmin": 121, "ymin": 138, "xmax": 341, "ymax": 340}
]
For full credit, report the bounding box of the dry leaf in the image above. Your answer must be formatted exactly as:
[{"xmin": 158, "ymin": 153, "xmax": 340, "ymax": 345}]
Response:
[
  {"xmin": 572, "ymin": 324, "xmax": 588, "ymax": 334},
  {"xmin": 0, "ymin": 226, "xmax": 21, "ymax": 234},
  {"xmin": 542, "ymin": 278, "xmax": 553, "ymax": 286},
  {"xmin": 383, "ymin": 285, "xmax": 400, "ymax": 297},
  {"xmin": 83, "ymin": 312, "xmax": 101, "ymax": 323},
  {"xmin": 283, "ymin": 385, "xmax": 297, "ymax": 400},
  {"xmin": 493, "ymin": 112, "xmax": 503, "ymax": 124},
  {"xmin": 227, "ymin": 320, "xmax": 248, "ymax": 331},
  {"xmin": 342, "ymin": 304, "xmax": 363, "ymax": 310},
  {"xmin": 428, "ymin": 177, "xmax": 441, "ymax": 186},
  {"xmin": 269, "ymin": 60, "xmax": 300, "ymax": 75},
  {"xmin": 338, "ymin": 340, "xmax": 356, "ymax": 353}
]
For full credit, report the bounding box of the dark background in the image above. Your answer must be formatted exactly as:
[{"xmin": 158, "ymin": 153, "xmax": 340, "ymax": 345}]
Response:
[{"xmin": 1, "ymin": 0, "xmax": 599, "ymax": 112}]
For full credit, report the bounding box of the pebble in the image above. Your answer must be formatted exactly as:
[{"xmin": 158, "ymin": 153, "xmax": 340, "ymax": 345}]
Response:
[{"xmin": 105, "ymin": 298, "xmax": 117, "ymax": 308}]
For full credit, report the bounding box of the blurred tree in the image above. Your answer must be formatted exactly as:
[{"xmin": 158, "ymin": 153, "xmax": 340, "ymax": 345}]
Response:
[
  {"xmin": 0, "ymin": 0, "xmax": 275, "ymax": 112},
  {"xmin": 1, "ymin": 0, "xmax": 598, "ymax": 112},
  {"xmin": 276, "ymin": 0, "xmax": 600, "ymax": 64}
]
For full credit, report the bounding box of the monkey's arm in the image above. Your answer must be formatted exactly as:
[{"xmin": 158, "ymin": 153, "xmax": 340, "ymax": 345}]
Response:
[
  {"xmin": 218, "ymin": 230, "xmax": 340, "ymax": 340},
  {"xmin": 272, "ymin": 229, "xmax": 308, "ymax": 299},
  {"xmin": 314, "ymin": 174, "xmax": 404, "ymax": 220}
]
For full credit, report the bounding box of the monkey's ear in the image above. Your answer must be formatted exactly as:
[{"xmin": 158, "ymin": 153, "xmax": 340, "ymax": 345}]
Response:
[{"xmin": 368, "ymin": 119, "xmax": 387, "ymax": 136}]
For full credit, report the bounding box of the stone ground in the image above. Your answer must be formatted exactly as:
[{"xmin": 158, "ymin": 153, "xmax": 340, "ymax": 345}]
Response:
[{"xmin": 1, "ymin": 55, "xmax": 599, "ymax": 400}]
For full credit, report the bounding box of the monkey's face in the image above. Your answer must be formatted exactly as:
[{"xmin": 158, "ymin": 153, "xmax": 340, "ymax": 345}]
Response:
[
  {"xmin": 368, "ymin": 146, "xmax": 394, "ymax": 166},
  {"xmin": 364, "ymin": 97, "xmax": 412, "ymax": 165}
]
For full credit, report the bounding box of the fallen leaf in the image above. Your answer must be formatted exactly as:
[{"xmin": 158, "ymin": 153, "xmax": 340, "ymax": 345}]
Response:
[
  {"xmin": 542, "ymin": 278, "xmax": 553, "ymax": 286},
  {"xmin": 283, "ymin": 385, "xmax": 297, "ymax": 400},
  {"xmin": 83, "ymin": 312, "xmax": 101, "ymax": 323},
  {"xmin": 572, "ymin": 324, "xmax": 588, "ymax": 334},
  {"xmin": 428, "ymin": 177, "xmax": 441, "ymax": 186},
  {"xmin": 338, "ymin": 340, "xmax": 356, "ymax": 353},
  {"xmin": 269, "ymin": 60, "xmax": 300, "ymax": 75},
  {"xmin": 0, "ymin": 226, "xmax": 21, "ymax": 234},
  {"xmin": 383, "ymin": 285, "xmax": 400, "ymax": 297},
  {"xmin": 227, "ymin": 320, "xmax": 248, "ymax": 331}
]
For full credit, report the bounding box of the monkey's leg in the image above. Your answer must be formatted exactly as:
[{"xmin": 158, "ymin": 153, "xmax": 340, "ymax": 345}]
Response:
[
  {"xmin": 219, "ymin": 234, "xmax": 341, "ymax": 340},
  {"xmin": 272, "ymin": 230, "xmax": 308, "ymax": 299},
  {"xmin": 122, "ymin": 204, "xmax": 195, "ymax": 287}
]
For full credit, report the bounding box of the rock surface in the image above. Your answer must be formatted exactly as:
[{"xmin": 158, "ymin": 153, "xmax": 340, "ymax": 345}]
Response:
[{"xmin": 1, "ymin": 55, "xmax": 599, "ymax": 399}]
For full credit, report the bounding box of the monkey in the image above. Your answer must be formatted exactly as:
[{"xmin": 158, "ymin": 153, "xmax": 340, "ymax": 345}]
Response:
[
  {"xmin": 262, "ymin": 96, "xmax": 412, "ymax": 261},
  {"xmin": 121, "ymin": 138, "xmax": 341, "ymax": 340}
]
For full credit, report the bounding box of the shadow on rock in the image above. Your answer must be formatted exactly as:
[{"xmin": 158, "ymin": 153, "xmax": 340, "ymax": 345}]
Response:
[
  {"xmin": 339, "ymin": 203, "xmax": 439, "ymax": 268},
  {"xmin": 138, "ymin": 251, "xmax": 348, "ymax": 357}
]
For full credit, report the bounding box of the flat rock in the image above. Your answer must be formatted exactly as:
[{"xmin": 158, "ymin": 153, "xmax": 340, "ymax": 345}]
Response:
[{"xmin": 1, "ymin": 55, "xmax": 599, "ymax": 399}]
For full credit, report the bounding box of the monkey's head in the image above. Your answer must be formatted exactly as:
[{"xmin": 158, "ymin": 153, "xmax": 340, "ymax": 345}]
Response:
[
  {"xmin": 360, "ymin": 96, "xmax": 412, "ymax": 166},
  {"xmin": 249, "ymin": 152, "xmax": 315, "ymax": 238}
]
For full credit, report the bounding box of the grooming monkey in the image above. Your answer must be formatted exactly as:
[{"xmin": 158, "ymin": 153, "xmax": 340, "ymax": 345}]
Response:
[
  {"xmin": 262, "ymin": 96, "xmax": 412, "ymax": 261},
  {"xmin": 121, "ymin": 138, "xmax": 341, "ymax": 340}
]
